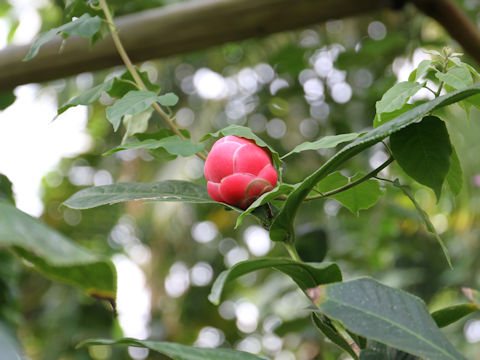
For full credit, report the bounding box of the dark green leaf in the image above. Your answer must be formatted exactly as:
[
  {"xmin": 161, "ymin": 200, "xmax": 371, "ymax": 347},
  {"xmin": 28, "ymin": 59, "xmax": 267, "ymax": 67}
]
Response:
[
  {"xmin": 446, "ymin": 148, "xmax": 463, "ymax": 196},
  {"xmin": 0, "ymin": 202, "xmax": 116, "ymax": 302},
  {"xmin": 435, "ymin": 67, "xmax": 473, "ymax": 90},
  {"xmin": 208, "ymin": 258, "xmax": 341, "ymax": 305},
  {"xmin": 316, "ymin": 172, "xmax": 383, "ymax": 216},
  {"xmin": 104, "ymin": 132, "xmax": 204, "ymax": 158},
  {"xmin": 360, "ymin": 341, "xmax": 420, "ymax": 360},
  {"xmin": 58, "ymin": 79, "xmax": 114, "ymax": 115},
  {"xmin": 431, "ymin": 303, "xmax": 479, "ymax": 328},
  {"xmin": 390, "ymin": 116, "xmax": 452, "ymax": 199},
  {"xmin": 375, "ymin": 81, "xmax": 423, "ymax": 123},
  {"xmin": 312, "ymin": 313, "xmax": 359, "ymax": 360},
  {"xmin": 295, "ymin": 226, "xmax": 327, "ymax": 263},
  {"xmin": 235, "ymin": 184, "xmax": 295, "ymax": 228},
  {"xmin": 270, "ymin": 84, "xmax": 480, "ymax": 244},
  {"xmin": 24, "ymin": 14, "xmax": 102, "ymax": 61},
  {"xmin": 78, "ymin": 338, "xmax": 268, "ymax": 360},
  {"xmin": 107, "ymin": 70, "xmax": 161, "ymax": 98},
  {"xmin": 0, "ymin": 174, "xmax": 14, "ymax": 205},
  {"xmin": 201, "ymin": 125, "xmax": 282, "ymax": 169},
  {"xmin": 281, "ymin": 133, "xmax": 360, "ymax": 159},
  {"xmin": 393, "ymin": 180, "xmax": 451, "ymax": 267},
  {"xmin": 0, "ymin": 91, "xmax": 15, "ymax": 110},
  {"xmin": 308, "ymin": 278, "xmax": 466, "ymax": 360},
  {"xmin": 64, "ymin": 180, "xmax": 215, "ymax": 209}
]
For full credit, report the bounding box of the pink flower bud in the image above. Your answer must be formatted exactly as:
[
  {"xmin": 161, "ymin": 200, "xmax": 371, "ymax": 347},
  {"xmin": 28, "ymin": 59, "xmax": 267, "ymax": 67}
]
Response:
[{"xmin": 204, "ymin": 135, "xmax": 278, "ymax": 209}]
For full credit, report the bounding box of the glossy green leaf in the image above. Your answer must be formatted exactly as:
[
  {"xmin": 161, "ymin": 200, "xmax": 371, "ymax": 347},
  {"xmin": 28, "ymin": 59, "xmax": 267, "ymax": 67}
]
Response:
[
  {"xmin": 208, "ymin": 258, "xmax": 341, "ymax": 305},
  {"xmin": 390, "ymin": 116, "xmax": 452, "ymax": 200},
  {"xmin": 106, "ymin": 91, "xmax": 178, "ymax": 131},
  {"xmin": 235, "ymin": 184, "xmax": 295, "ymax": 228},
  {"xmin": 200, "ymin": 125, "xmax": 282, "ymax": 169},
  {"xmin": 312, "ymin": 313, "xmax": 359, "ymax": 360},
  {"xmin": 281, "ymin": 133, "xmax": 360, "ymax": 159},
  {"xmin": 64, "ymin": 180, "xmax": 215, "ymax": 209},
  {"xmin": 58, "ymin": 79, "xmax": 114, "ymax": 115},
  {"xmin": 104, "ymin": 131, "xmax": 204, "ymax": 158},
  {"xmin": 316, "ymin": 172, "xmax": 383, "ymax": 216},
  {"xmin": 431, "ymin": 303, "xmax": 479, "ymax": 328},
  {"xmin": 360, "ymin": 341, "xmax": 419, "ymax": 360},
  {"xmin": 436, "ymin": 67, "xmax": 473, "ymax": 90},
  {"xmin": 24, "ymin": 14, "xmax": 102, "ymax": 61},
  {"xmin": 0, "ymin": 174, "xmax": 14, "ymax": 205},
  {"xmin": 446, "ymin": 148, "xmax": 463, "ymax": 195},
  {"xmin": 374, "ymin": 103, "xmax": 415, "ymax": 128},
  {"xmin": 270, "ymin": 84, "xmax": 480, "ymax": 244},
  {"xmin": 78, "ymin": 338, "xmax": 268, "ymax": 360},
  {"xmin": 0, "ymin": 201, "xmax": 116, "ymax": 302},
  {"xmin": 107, "ymin": 70, "xmax": 161, "ymax": 98},
  {"xmin": 375, "ymin": 81, "xmax": 423, "ymax": 123},
  {"xmin": 0, "ymin": 90, "xmax": 15, "ymax": 110},
  {"xmin": 308, "ymin": 278, "xmax": 466, "ymax": 360}
]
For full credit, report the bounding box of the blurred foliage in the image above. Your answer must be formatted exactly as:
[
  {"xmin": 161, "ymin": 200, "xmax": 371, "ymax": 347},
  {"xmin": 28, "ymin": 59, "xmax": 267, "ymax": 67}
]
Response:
[{"xmin": 1, "ymin": 0, "xmax": 480, "ymax": 359}]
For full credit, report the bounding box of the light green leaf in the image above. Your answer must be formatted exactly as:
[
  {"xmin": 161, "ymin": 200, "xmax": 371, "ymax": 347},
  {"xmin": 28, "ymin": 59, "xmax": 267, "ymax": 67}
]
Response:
[
  {"xmin": 309, "ymin": 278, "xmax": 466, "ymax": 360},
  {"xmin": 24, "ymin": 14, "xmax": 102, "ymax": 61},
  {"xmin": 436, "ymin": 67, "xmax": 473, "ymax": 90},
  {"xmin": 0, "ymin": 201, "xmax": 116, "ymax": 302},
  {"xmin": 64, "ymin": 180, "xmax": 215, "ymax": 209},
  {"xmin": 78, "ymin": 338, "xmax": 268, "ymax": 360},
  {"xmin": 270, "ymin": 84, "xmax": 480, "ymax": 244},
  {"xmin": 374, "ymin": 103, "xmax": 415, "ymax": 128},
  {"xmin": 375, "ymin": 81, "xmax": 423, "ymax": 123},
  {"xmin": 390, "ymin": 116, "xmax": 452, "ymax": 200},
  {"xmin": 446, "ymin": 148, "xmax": 463, "ymax": 196},
  {"xmin": 316, "ymin": 172, "xmax": 383, "ymax": 216},
  {"xmin": 58, "ymin": 79, "xmax": 114, "ymax": 115},
  {"xmin": 121, "ymin": 109, "xmax": 153, "ymax": 143},
  {"xmin": 416, "ymin": 59, "xmax": 434, "ymax": 81},
  {"xmin": 208, "ymin": 258, "xmax": 341, "ymax": 305},
  {"xmin": 106, "ymin": 91, "xmax": 178, "ymax": 131},
  {"xmin": 281, "ymin": 133, "xmax": 360, "ymax": 159},
  {"xmin": 431, "ymin": 303, "xmax": 479, "ymax": 328},
  {"xmin": 201, "ymin": 125, "xmax": 282, "ymax": 169}
]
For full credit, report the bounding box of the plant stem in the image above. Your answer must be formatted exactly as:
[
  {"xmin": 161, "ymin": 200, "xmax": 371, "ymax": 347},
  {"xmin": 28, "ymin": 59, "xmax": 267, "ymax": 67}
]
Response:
[
  {"xmin": 305, "ymin": 156, "xmax": 394, "ymax": 201},
  {"xmin": 284, "ymin": 241, "xmax": 301, "ymax": 262},
  {"xmin": 98, "ymin": 0, "xmax": 207, "ymax": 161},
  {"xmin": 331, "ymin": 320, "xmax": 361, "ymax": 357}
]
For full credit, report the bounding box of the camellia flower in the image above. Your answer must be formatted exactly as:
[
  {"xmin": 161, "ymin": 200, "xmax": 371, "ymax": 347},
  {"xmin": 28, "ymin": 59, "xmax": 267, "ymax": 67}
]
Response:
[{"xmin": 204, "ymin": 135, "xmax": 278, "ymax": 209}]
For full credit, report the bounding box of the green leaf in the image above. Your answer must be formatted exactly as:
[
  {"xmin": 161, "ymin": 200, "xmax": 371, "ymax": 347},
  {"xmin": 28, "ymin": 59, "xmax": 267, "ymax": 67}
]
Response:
[
  {"xmin": 0, "ymin": 174, "xmax": 14, "ymax": 205},
  {"xmin": 0, "ymin": 90, "xmax": 15, "ymax": 110},
  {"xmin": 390, "ymin": 116, "xmax": 452, "ymax": 200},
  {"xmin": 106, "ymin": 91, "xmax": 178, "ymax": 131},
  {"xmin": 235, "ymin": 184, "xmax": 295, "ymax": 228},
  {"xmin": 64, "ymin": 180, "xmax": 215, "ymax": 209},
  {"xmin": 431, "ymin": 303, "xmax": 479, "ymax": 328},
  {"xmin": 77, "ymin": 338, "xmax": 268, "ymax": 360},
  {"xmin": 105, "ymin": 132, "xmax": 204, "ymax": 158},
  {"xmin": 414, "ymin": 59, "xmax": 434, "ymax": 81},
  {"xmin": 58, "ymin": 79, "xmax": 114, "ymax": 115},
  {"xmin": 360, "ymin": 341, "xmax": 420, "ymax": 360},
  {"xmin": 107, "ymin": 70, "xmax": 161, "ymax": 98},
  {"xmin": 374, "ymin": 103, "xmax": 415, "ymax": 128},
  {"xmin": 201, "ymin": 125, "xmax": 282, "ymax": 169},
  {"xmin": 0, "ymin": 201, "xmax": 116, "ymax": 302},
  {"xmin": 393, "ymin": 180, "xmax": 451, "ymax": 267},
  {"xmin": 316, "ymin": 172, "xmax": 383, "ymax": 216},
  {"xmin": 270, "ymin": 84, "xmax": 480, "ymax": 244},
  {"xmin": 295, "ymin": 226, "xmax": 327, "ymax": 263},
  {"xmin": 375, "ymin": 81, "xmax": 423, "ymax": 123},
  {"xmin": 281, "ymin": 133, "xmax": 360, "ymax": 159},
  {"xmin": 24, "ymin": 14, "xmax": 102, "ymax": 61},
  {"xmin": 208, "ymin": 258, "xmax": 341, "ymax": 305},
  {"xmin": 312, "ymin": 313, "xmax": 359, "ymax": 360},
  {"xmin": 308, "ymin": 278, "xmax": 466, "ymax": 360},
  {"xmin": 446, "ymin": 148, "xmax": 463, "ymax": 195},
  {"xmin": 121, "ymin": 109, "xmax": 154, "ymax": 143},
  {"xmin": 435, "ymin": 67, "xmax": 473, "ymax": 90}
]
